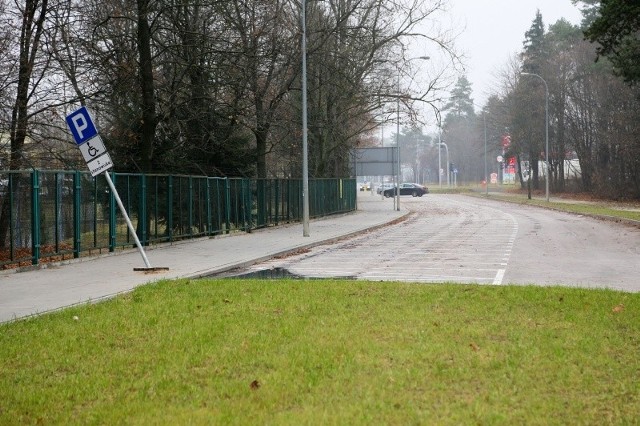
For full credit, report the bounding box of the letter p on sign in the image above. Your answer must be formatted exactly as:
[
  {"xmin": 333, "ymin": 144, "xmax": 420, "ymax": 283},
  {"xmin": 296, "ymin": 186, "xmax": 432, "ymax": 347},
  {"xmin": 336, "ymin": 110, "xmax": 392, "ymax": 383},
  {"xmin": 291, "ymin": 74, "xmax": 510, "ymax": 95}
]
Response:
[{"xmin": 66, "ymin": 106, "xmax": 98, "ymax": 145}]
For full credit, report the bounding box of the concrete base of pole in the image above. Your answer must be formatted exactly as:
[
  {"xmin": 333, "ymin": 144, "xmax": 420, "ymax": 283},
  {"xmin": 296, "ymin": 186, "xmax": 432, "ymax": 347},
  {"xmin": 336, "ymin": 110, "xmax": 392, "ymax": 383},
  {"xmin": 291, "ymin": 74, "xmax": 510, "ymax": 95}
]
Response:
[{"xmin": 133, "ymin": 266, "xmax": 170, "ymax": 273}]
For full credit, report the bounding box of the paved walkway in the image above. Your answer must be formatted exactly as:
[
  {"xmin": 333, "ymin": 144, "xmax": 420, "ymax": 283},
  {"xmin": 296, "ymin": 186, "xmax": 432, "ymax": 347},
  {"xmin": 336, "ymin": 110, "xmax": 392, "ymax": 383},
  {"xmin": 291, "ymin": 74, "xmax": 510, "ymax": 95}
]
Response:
[{"xmin": 0, "ymin": 194, "xmax": 406, "ymax": 323}]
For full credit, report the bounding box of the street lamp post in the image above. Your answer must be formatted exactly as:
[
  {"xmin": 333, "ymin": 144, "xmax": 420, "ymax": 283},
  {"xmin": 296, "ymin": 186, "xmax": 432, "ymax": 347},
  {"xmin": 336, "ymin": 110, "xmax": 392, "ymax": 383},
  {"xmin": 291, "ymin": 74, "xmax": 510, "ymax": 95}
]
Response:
[
  {"xmin": 437, "ymin": 129, "xmax": 441, "ymax": 187},
  {"xmin": 396, "ymin": 71, "xmax": 401, "ymax": 211},
  {"xmin": 443, "ymin": 142, "xmax": 449, "ymax": 186},
  {"xmin": 522, "ymin": 72, "xmax": 549, "ymax": 202},
  {"xmin": 483, "ymin": 111, "xmax": 488, "ymax": 196},
  {"xmin": 395, "ymin": 56, "xmax": 429, "ymax": 211},
  {"xmin": 301, "ymin": 0, "xmax": 310, "ymax": 236},
  {"xmin": 438, "ymin": 141, "xmax": 449, "ymax": 186}
]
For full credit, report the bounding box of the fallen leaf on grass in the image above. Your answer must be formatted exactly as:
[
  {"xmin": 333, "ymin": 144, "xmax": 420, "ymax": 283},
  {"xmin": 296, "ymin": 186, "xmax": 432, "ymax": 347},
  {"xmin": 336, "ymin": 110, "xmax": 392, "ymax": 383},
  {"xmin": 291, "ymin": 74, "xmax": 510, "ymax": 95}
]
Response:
[
  {"xmin": 469, "ymin": 342, "xmax": 480, "ymax": 352},
  {"xmin": 612, "ymin": 304, "xmax": 624, "ymax": 313}
]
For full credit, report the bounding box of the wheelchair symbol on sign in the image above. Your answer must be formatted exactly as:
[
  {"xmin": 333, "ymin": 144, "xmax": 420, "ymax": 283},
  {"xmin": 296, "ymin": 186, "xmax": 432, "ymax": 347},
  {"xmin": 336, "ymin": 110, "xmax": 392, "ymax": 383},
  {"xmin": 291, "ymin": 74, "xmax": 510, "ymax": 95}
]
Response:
[{"xmin": 86, "ymin": 141, "xmax": 99, "ymax": 157}]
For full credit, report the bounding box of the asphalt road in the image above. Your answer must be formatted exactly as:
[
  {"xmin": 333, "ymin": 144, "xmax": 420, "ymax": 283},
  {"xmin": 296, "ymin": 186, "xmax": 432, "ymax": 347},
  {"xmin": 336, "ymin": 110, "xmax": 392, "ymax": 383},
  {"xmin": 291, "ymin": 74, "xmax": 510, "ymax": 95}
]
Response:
[{"xmin": 229, "ymin": 195, "xmax": 640, "ymax": 292}]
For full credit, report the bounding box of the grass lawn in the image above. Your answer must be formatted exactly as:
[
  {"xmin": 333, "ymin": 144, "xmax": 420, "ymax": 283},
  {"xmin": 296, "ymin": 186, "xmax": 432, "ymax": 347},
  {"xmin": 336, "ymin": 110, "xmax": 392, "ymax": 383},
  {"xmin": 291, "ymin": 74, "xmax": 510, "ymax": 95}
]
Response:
[
  {"xmin": 1, "ymin": 279, "xmax": 638, "ymax": 424},
  {"xmin": 464, "ymin": 189, "xmax": 640, "ymax": 223},
  {"xmin": 501, "ymin": 198, "xmax": 640, "ymax": 222}
]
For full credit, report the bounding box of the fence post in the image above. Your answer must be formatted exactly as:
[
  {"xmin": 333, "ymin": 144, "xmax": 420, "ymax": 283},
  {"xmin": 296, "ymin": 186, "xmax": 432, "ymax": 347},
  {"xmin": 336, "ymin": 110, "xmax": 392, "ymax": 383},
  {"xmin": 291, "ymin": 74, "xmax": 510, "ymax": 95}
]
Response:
[
  {"xmin": 153, "ymin": 176, "xmax": 158, "ymax": 240},
  {"xmin": 225, "ymin": 178, "xmax": 231, "ymax": 234},
  {"xmin": 126, "ymin": 175, "xmax": 131, "ymax": 242},
  {"xmin": 241, "ymin": 179, "xmax": 247, "ymax": 231},
  {"xmin": 188, "ymin": 175, "xmax": 193, "ymax": 237},
  {"xmin": 109, "ymin": 171, "xmax": 116, "ymax": 252},
  {"xmin": 206, "ymin": 178, "xmax": 212, "ymax": 235},
  {"xmin": 54, "ymin": 172, "xmax": 61, "ymax": 253},
  {"xmin": 31, "ymin": 169, "xmax": 40, "ymax": 265},
  {"xmin": 243, "ymin": 179, "xmax": 252, "ymax": 232},
  {"xmin": 167, "ymin": 175, "xmax": 173, "ymax": 242},
  {"xmin": 275, "ymin": 180, "xmax": 280, "ymax": 226},
  {"xmin": 287, "ymin": 179, "xmax": 291, "ymax": 221},
  {"xmin": 256, "ymin": 179, "xmax": 264, "ymax": 228},
  {"xmin": 92, "ymin": 174, "xmax": 98, "ymax": 248},
  {"xmin": 140, "ymin": 174, "xmax": 147, "ymax": 245},
  {"xmin": 73, "ymin": 170, "xmax": 81, "ymax": 258},
  {"xmin": 8, "ymin": 174, "xmax": 14, "ymax": 261}
]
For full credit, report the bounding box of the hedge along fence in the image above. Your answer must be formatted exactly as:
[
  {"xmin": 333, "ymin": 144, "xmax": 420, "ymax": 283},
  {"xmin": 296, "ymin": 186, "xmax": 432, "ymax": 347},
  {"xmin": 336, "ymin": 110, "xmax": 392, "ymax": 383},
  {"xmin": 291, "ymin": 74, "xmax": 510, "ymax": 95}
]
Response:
[{"xmin": 0, "ymin": 170, "xmax": 356, "ymax": 269}]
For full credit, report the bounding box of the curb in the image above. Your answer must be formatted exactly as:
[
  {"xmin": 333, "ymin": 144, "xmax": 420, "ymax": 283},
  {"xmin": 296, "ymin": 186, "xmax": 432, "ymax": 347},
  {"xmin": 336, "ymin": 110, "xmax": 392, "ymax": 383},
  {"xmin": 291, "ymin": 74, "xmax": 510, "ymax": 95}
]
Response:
[{"xmin": 184, "ymin": 209, "xmax": 413, "ymax": 279}]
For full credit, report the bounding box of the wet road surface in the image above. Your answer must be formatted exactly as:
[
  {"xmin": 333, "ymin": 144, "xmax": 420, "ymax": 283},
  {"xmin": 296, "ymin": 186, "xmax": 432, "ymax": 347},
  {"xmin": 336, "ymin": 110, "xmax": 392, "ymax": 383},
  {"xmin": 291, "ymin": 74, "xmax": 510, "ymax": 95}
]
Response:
[{"xmin": 223, "ymin": 195, "xmax": 640, "ymax": 291}]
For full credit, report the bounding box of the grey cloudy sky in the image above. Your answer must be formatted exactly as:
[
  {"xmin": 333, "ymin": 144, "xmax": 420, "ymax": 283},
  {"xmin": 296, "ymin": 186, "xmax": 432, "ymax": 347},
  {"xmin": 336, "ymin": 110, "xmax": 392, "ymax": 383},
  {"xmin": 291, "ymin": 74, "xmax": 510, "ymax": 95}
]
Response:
[{"xmin": 447, "ymin": 0, "xmax": 584, "ymax": 105}]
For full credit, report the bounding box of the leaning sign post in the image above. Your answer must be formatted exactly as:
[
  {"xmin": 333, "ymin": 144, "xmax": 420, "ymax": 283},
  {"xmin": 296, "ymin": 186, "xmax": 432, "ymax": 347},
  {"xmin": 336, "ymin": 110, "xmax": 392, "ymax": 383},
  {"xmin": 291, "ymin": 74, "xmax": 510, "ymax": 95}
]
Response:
[{"xmin": 65, "ymin": 106, "xmax": 164, "ymax": 271}]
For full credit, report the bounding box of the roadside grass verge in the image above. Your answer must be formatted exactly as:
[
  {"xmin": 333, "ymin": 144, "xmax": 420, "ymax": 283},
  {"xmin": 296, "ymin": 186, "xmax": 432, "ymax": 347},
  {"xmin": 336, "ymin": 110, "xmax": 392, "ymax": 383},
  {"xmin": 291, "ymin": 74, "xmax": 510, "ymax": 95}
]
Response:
[
  {"xmin": 467, "ymin": 192, "xmax": 640, "ymax": 223},
  {"xmin": 1, "ymin": 279, "xmax": 638, "ymax": 424},
  {"xmin": 527, "ymin": 199, "xmax": 640, "ymax": 222},
  {"xmin": 428, "ymin": 186, "xmax": 475, "ymax": 195}
]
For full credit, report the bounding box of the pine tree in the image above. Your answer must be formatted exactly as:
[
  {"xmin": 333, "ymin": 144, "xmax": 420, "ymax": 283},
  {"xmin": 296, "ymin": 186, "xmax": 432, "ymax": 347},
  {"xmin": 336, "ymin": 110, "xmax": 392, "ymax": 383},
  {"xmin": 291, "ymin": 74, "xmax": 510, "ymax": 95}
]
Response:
[
  {"xmin": 443, "ymin": 75, "xmax": 475, "ymax": 121},
  {"xmin": 583, "ymin": 0, "xmax": 640, "ymax": 84},
  {"xmin": 521, "ymin": 10, "xmax": 547, "ymax": 74},
  {"xmin": 441, "ymin": 75, "xmax": 483, "ymax": 184}
]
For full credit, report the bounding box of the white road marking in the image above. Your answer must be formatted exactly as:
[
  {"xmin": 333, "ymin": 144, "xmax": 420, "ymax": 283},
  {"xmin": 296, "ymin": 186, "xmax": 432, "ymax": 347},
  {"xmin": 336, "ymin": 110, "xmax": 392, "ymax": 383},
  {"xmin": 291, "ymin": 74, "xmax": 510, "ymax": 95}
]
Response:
[{"xmin": 243, "ymin": 197, "xmax": 522, "ymax": 284}]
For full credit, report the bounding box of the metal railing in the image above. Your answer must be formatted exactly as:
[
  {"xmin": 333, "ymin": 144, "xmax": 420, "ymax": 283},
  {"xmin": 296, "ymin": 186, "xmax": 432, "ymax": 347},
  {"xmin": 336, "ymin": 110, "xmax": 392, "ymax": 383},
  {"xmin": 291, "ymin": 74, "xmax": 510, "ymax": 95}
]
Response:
[{"xmin": 0, "ymin": 170, "xmax": 356, "ymax": 268}]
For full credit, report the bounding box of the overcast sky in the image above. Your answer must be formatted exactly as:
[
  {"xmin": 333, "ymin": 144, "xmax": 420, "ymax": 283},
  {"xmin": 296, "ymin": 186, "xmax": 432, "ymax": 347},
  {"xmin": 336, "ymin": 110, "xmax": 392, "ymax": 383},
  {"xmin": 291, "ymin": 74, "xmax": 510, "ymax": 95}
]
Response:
[{"xmin": 446, "ymin": 0, "xmax": 584, "ymax": 106}]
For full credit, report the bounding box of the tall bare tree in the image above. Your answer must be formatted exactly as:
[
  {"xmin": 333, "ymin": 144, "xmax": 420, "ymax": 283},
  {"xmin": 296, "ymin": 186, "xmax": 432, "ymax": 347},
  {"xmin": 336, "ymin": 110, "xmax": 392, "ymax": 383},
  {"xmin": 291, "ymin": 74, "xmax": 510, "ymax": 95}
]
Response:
[
  {"xmin": 0, "ymin": 0, "xmax": 51, "ymax": 248},
  {"xmin": 303, "ymin": 0, "xmax": 455, "ymax": 178}
]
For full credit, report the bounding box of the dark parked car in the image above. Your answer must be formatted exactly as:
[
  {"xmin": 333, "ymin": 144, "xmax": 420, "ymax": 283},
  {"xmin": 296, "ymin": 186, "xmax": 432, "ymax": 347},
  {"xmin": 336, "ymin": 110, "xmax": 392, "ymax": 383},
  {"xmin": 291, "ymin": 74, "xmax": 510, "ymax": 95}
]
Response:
[
  {"xmin": 376, "ymin": 183, "xmax": 395, "ymax": 194},
  {"xmin": 383, "ymin": 183, "xmax": 429, "ymax": 197}
]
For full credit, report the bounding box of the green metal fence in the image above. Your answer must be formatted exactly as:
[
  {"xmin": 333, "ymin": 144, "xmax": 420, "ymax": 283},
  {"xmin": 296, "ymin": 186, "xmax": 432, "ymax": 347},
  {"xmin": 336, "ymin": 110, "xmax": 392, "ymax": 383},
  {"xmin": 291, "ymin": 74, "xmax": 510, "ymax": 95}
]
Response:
[{"xmin": 0, "ymin": 170, "xmax": 356, "ymax": 268}]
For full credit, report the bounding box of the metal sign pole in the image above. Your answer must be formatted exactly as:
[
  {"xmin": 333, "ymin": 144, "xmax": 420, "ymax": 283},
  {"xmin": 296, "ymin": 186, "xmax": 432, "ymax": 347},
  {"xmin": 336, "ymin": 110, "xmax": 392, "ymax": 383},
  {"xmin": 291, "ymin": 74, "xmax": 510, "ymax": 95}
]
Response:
[
  {"xmin": 66, "ymin": 106, "xmax": 168, "ymax": 271},
  {"xmin": 104, "ymin": 171, "xmax": 152, "ymax": 269}
]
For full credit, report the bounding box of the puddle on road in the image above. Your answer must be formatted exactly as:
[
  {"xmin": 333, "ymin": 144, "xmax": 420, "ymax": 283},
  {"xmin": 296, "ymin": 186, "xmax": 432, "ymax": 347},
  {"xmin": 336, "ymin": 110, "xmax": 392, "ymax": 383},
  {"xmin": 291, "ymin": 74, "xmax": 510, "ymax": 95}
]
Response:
[{"xmin": 210, "ymin": 266, "xmax": 354, "ymax": 280}]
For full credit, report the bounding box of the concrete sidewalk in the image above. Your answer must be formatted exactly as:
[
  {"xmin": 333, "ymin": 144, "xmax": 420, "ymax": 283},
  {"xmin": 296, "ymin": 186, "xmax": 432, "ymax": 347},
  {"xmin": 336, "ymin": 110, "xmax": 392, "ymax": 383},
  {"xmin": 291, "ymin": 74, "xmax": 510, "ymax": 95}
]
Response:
[{"xmin": 0, "ymin": 194, "xmax": 405, "ymax": 323}]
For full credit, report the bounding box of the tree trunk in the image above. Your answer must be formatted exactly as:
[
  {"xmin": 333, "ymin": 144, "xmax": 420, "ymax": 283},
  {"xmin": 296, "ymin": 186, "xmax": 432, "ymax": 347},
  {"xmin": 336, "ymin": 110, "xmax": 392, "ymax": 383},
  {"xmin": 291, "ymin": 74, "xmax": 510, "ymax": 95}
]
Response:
[
  {"xmin": 0, "ymin": 0, "xmax": 49, "ymax": 249},
  {"xmin": 137, "ymin": 0, "xmax": 158, "ymax": 173},
  {"xmin": 135, "ymin": 0, "xmax": 158, "ymax": 245}
]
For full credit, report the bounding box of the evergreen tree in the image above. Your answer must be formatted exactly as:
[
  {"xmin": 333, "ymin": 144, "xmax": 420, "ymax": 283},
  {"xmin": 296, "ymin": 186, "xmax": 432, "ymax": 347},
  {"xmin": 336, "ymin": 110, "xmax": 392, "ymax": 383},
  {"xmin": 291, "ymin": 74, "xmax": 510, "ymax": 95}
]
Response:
[
  {"xmin": 442, "ymin": 76, "xmax": 485, "ymax": 183},
  {"xmin": 583, "ymin": 0, "xmax": 640, "ymax": 84},
  {"xmin": 443, "ymin": 75, "xmax": 475, "ymax": 121},
  {"xmin": 521, "ymin": 10, "xmax": 547, "ymax": 74},
  {"xmin": 572, "ymin": 0, "xmax": 600, "ymax": 28},
  {"xmin": 512, "ymin": 11, "xmax": 549, "ymax": 191}
]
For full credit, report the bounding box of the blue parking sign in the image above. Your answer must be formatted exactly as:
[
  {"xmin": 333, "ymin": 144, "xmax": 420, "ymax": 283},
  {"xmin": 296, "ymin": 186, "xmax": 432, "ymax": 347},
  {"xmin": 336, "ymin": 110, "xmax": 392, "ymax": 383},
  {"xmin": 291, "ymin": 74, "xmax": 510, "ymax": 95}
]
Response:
[{"xmin": 65, "ymin": 107, "xmax": 98, "ymax": 145}]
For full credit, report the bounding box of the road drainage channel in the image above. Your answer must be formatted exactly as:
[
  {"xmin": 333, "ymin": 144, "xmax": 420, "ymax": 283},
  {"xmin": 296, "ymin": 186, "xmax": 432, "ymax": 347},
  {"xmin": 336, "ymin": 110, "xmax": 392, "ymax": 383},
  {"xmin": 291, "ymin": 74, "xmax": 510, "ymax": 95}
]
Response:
[{"xmin": 209, "ymin": 266, "xmax": 355, "ymax": 280}]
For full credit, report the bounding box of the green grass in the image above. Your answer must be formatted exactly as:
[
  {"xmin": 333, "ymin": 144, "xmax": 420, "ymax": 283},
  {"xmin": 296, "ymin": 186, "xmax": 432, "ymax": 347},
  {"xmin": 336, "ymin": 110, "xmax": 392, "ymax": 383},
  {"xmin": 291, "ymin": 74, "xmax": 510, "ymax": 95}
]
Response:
[
  {"xmin": 467, "ymin": 192, "xmax": 640, "ymax": 223},
  {"xmin": 527, "ymin": 199, "xmax": 640, "ymax": 221},
  {"xmin": 428, "ymin": 186, "xmax": 475, "ymax": 195},
  {"xmin": 1, "ymin": 280, "xmax": 639, "ymax": 424}
]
